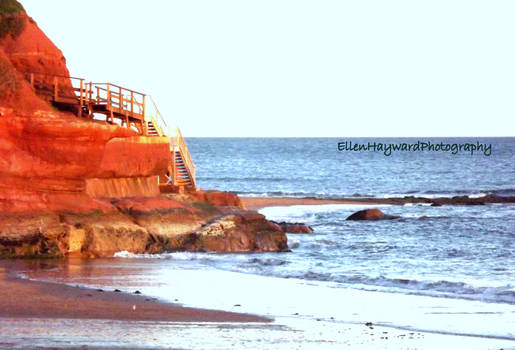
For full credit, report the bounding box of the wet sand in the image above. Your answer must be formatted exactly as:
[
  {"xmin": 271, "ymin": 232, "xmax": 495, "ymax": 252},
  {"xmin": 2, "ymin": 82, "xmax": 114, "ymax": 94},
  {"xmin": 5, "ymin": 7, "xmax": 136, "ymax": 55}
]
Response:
[
  {"xmin": 241, "ymin": 196, "xmax": 380, "ymax": 210},
  {"xmin": 241, "ymin": 194, "xmax": 515, "ymax": 210},
  {"xmin": 0, "ymin": 261, "xmax": 266, "ymax": 323}
]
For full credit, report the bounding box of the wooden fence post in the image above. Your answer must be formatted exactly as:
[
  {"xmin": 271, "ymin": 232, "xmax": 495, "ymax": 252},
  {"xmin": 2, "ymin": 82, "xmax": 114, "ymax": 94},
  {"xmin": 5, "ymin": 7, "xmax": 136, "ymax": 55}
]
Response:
[
  {"xmin": 53, "ymin": 76, "xmax": 58, "ymax": 100},
  {"xmin": 78, "ymin": 79, "xmax": 84, "ymax": 118}
]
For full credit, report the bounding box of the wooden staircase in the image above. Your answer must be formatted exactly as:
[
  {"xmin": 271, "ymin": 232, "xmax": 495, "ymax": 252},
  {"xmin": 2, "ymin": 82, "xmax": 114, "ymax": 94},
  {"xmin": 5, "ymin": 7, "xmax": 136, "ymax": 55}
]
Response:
[
  {"xmin": 170, "ymin": 127, "xmax": 196, "ymax": 188},
  {"xmin": 173, "ymin": 148, "xmax": 193, "ymax": 186},
  {"xmin": 146, "ymin": 120, "xmax": 160, "ymax": 136},
  {"xmin": 25, "ymin": 72, "xmax": 197, "ymax": 191}
]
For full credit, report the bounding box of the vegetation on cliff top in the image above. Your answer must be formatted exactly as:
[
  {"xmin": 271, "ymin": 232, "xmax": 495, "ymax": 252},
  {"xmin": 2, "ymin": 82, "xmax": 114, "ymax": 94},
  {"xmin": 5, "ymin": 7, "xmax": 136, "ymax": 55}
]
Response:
[
  {"xmin": 0, "ymin": 0, "xmax": 24, "ymax": 15},
  {"xmin": 0, "ymin": 0, "xmax": 26, "ymax": 39}
]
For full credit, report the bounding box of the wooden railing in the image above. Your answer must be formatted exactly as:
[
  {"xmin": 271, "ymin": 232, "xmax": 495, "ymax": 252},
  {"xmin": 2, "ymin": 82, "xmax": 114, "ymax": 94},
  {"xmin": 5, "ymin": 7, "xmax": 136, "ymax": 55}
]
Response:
[
  {"xmin": 25, "ymin": 72, "xmax": 82, "ymax": 101},
  {"xmin": 25, "ymin": 72, "xmax": 146, "ymax": 121},
  {"xmin": 86, "ymin": 82, "xmax": 146, "ymax": 119},
  {"xmin": 174, "ymin": 127, "xmax": 196, "ymax": 186}
]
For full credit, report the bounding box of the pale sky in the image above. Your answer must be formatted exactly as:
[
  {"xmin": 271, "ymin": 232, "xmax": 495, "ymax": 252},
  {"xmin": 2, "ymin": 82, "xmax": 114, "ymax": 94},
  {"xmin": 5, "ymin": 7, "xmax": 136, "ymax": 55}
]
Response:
[{"xmin": 21, "ymin": 0, "xmax": 515, "ymax": 137}]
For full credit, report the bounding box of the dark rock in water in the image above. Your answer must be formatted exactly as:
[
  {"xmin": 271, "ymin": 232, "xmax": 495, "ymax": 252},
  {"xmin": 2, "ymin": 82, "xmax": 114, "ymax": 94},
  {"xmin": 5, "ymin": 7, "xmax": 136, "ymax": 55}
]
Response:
[
  {"xmin": 431, "ymin": 202, "xmax": 442, "ymax": 207},
  {"xmin": 270, "ymin": 221, "xmax": 313, "ymax": 233},
  {"xmin": 346, "ymin": 209, "xmax": 400, "ymax": 221},
  {"xmin": 449, "ymin": 196, "xmax": 485, "ymax": 205}
]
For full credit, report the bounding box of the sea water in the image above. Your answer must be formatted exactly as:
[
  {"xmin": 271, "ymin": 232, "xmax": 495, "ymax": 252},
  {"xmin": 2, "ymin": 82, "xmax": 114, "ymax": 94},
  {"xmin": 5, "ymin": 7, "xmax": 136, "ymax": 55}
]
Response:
[
  {"xmin": 189, "ymin": 137, "xmax": 514, "ymax": 199},
  {"xmin": 13, "ymin": 138, "xmax": 515, "ymax": 345}
]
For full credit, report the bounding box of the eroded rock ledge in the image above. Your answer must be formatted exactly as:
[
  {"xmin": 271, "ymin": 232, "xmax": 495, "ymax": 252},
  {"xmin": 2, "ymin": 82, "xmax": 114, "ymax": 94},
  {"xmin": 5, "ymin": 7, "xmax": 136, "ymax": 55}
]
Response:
[{"xmin": 0, "ymin": 191, "xmax": 289, "ymax": 258}]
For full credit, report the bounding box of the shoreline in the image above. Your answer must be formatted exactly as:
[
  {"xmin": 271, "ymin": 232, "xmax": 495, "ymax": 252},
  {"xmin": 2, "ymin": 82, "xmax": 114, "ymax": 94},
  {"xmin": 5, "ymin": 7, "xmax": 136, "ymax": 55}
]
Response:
[
  {"xmin": 241, "ymin": 194, "xmax": 515, "ymax": 210},
  {"xmin": 0, "ymin": 260, "xmax": 268, "ymax": 323},
  {"xmin": 2, "ymin": 261, "xmax": 513, "ymax": 350}
]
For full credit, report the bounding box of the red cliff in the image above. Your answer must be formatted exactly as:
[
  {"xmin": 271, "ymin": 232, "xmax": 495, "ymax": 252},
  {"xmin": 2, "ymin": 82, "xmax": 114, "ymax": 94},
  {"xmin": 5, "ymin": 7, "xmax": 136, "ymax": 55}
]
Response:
[
  {"xmin": 0, "ymin": 1, "xmax": 287, "ymax": 257},
  {"xmin": 0, "ymin": 1, "xmax": 171, "ymax": 212}
]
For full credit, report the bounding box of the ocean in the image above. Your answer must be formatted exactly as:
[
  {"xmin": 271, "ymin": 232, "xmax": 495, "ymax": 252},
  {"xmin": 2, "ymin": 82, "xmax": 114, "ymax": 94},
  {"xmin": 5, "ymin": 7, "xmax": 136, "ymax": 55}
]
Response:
[
  {"xmin": 13, "ymin": 137, "xmax": 515, "ymax": 347},
  {"xmin": 189, "ymin": 137, "xmax": 514, "ymax": 199}
]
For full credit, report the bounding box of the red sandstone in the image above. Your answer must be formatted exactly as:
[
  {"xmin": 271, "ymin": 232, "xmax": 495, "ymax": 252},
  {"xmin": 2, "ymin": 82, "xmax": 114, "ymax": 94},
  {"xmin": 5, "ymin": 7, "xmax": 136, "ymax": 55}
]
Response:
[{"xmin": 0, "ymin": 4, "xmax": 288, "ymax": 257}]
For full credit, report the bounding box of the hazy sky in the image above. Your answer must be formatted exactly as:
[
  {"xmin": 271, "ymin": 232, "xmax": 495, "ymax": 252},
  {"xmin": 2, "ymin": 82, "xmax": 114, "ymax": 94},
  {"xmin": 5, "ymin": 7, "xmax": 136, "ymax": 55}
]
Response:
[{"xmin": 22, "ymin": 0, "xmax": 515, "ymax": 137}]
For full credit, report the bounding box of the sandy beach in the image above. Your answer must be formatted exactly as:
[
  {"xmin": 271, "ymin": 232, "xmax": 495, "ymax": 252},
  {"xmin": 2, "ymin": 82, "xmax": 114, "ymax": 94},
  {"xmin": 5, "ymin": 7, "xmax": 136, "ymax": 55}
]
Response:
[
  {"xmin": 0, "ymin": 261, "xmax": 266, "ymax": 323},
  {"xmin": 2, "ymin": 259, "xmax": 514, "ymax": 350}
]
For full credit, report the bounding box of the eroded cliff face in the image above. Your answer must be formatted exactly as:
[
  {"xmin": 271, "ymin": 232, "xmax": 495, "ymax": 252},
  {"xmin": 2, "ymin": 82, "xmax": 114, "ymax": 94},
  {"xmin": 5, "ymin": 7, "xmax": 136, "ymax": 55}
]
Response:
[
  {"xmin": 0, "ymin": 1, "xmax": 288, "ymax": 257},
  {"xmin": 0, "ymin": 1, "xmax": 172, "ymax": 212}
]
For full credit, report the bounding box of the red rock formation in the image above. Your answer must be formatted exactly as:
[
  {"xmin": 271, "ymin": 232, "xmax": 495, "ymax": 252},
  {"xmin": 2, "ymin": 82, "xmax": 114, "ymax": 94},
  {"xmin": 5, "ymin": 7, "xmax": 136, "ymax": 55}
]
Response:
[
  {"xmin": 0, "ymin": 1, "xmax": 288, "ymax": 256},
  {"xmin": 0, "ymin": 3, "xmax": 170, "ymax": 212},
  {"xmin": 0, "ymin": 195, "xmax": 289, "ymax": 257},
  {"xmin": 192, "ymin": 190, "xmax": 245, "ymax": 208}
]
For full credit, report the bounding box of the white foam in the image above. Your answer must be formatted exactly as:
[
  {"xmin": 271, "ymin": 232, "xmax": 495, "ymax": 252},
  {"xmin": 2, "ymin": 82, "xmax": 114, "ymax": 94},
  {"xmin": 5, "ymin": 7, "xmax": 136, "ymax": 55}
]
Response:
[
  {"xmin": 287, "ymin": 236, "xmax": 300, "ymax": 249},
  {"xmin": 468, "ymin": 193, "xmax": 487, "ymax": 199},
  {"xmin": 114, "ymin": 251, "xmax": 212, "ymax": 261}
]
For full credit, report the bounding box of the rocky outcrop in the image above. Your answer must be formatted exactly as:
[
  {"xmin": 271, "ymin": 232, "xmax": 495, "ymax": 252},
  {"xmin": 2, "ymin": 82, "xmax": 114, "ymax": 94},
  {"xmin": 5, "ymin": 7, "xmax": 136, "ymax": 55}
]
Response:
[
  {"xmin": 0, "ymin": 209, "xmax": 157, "ymax": 258},
  {"xmin": 346, "ymin": 209, "xmax": 400, "ymax": 221},
  {"xmin": 271, "ymin": 221, "xmax": 313, "ymax": 234},
  {"xmin": 175, "ymin": 211, "xmax": 288, "ymax": 252},
  {"xmin": 0, "ymin": 194, "xmax": 289, "ymax": 258},
  {"xmin": 192, "ymin": 190, "xmax": 244, "ymax": 209}
]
